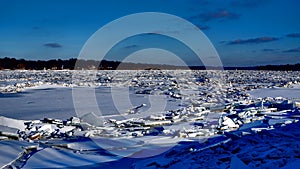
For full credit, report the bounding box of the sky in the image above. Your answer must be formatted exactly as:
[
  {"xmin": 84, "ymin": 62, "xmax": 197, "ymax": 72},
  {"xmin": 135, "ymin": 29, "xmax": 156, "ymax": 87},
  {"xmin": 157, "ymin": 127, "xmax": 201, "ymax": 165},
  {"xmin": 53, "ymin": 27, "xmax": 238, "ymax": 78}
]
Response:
[{"xmin": 0, "ymin": 0, "xmax": 299, "ymax": 66}]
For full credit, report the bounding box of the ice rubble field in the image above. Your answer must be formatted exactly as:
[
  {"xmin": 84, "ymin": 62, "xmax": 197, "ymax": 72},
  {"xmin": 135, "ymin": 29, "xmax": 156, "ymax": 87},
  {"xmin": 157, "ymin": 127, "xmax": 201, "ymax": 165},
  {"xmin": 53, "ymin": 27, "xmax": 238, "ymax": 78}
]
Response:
[{"xmin": 0, "ymin": 70, "xmax": 300, "ymax": 169}]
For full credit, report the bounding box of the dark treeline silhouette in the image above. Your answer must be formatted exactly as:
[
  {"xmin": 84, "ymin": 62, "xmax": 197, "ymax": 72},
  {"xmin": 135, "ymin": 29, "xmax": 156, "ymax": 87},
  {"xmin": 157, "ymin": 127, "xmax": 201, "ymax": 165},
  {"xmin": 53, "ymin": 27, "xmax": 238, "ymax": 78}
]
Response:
[
  {"xmin": 0, "ymin": 57, "xmax": 77, "ymax": 70},
  {"xmin": 0, "ymin": 57, "xmax": 299, "ymax": 70},
  {"xmin": 256, "ymin": 64, "xmax": 300, "ymax": 71},
  {"xmin": 0, "ymin": 57, "xmax": 186, "ymax": 70}
]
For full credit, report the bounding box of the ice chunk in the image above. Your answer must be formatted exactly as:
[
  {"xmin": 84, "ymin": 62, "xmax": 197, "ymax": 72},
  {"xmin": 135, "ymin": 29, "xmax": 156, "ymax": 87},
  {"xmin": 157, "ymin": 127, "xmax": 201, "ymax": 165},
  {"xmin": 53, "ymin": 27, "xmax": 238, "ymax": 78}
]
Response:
[
  {"xmin": 0, "ymin": 116, "xmax": 25, "ymax": 131},
  {"xmin": 80, "ymin": 112, "xmax": 104, "ymax": 127},
  {"xmin": 222, "ymin": 117, "xmax": 239, "ymax": 128},
  {"xmin": 38, "ymin": 124, "xmax": 58, "ymax": 133},
  {"xmin": 70, "ymin": 116, "xmax": 80, "ymax": 125},
  {"xmin": 59, "ymin": 126, "xmax": 76, "ymax": 133}
]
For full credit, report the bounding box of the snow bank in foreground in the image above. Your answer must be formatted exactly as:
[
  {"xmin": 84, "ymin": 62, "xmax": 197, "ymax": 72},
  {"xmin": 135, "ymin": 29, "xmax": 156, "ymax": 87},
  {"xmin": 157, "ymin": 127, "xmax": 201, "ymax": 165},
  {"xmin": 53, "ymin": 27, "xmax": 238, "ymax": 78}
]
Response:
[
  {"xmin": 132, "ymin": 122, "xmax": 300, "ymax": 169},
  {"xmin": 23, "ymin": 147, "xmax": 120, "ymax": 169}
]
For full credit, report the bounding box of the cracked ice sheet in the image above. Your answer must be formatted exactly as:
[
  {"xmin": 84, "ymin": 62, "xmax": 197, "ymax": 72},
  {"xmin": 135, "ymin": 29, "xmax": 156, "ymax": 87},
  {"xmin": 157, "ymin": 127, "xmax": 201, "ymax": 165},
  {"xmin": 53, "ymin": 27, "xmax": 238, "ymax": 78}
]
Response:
[
  {"xmin": 21, "ymin": 137, "xmax": 185, "ymax": 168},
  {"xmin": 0, "ymin": 140, "xmax": 38, "ymax": 168},
  {"xmin": 43, "ymin": 137, "xmax": 178, "ymax": 159},
  {"xmin": 105, "ymin": 136, "xmax": 190, "ymax": 158},
  {"xmin": 63, "ymin": 136, "xmax": 191, "ymax": 159},
  {"xmin": 0, "ymin": 116, "xmax": 26, "ymax": 130},
  {"xmin": 22, "ymin": 147, "xmax": 121, "ymax": 169}
]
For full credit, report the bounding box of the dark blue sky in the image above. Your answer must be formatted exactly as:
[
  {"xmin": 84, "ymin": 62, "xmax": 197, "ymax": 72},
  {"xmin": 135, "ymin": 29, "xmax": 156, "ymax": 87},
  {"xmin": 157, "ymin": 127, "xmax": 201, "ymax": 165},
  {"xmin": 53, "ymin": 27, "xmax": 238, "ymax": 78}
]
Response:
[{"xmin": 0, "ymin": 0, "xmax": 299, "ymax": 66}]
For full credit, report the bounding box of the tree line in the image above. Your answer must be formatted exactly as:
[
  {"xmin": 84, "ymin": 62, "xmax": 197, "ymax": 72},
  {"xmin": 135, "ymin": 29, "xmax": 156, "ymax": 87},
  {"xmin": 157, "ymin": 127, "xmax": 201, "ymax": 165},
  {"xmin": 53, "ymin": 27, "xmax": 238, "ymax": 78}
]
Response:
[{"xmin": 0, "ymin": 57, "xmax": 299, "ymax": 70}]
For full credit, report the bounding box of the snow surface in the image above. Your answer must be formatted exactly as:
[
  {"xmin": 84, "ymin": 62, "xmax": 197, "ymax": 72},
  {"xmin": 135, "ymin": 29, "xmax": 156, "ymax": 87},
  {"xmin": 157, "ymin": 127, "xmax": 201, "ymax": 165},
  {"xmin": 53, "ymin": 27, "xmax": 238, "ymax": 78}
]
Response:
[
  {"xmin": 23, "ymin": 147, "xmax": 120, "ymax": 169},
  {"xmin": 0, "ymin": 86, "xmax": 181, "ymax": 120},
  {"xmin": 249, "ymin": 87, "xmax": 300, "ymax": 99},
  {"xmin": 132, "ymin": 122, "xmax": 300, "ymax": 169},
  {"xmin": 0, "ymin": 116, "xmax": 25, "ymax": 130},
  {"xmin": 0, "ymin": 140, "xmax": 37, "ymax": 167},
  {"xmin": 1, "ymin": 70, "xmax": 300, "ymax": 168}
]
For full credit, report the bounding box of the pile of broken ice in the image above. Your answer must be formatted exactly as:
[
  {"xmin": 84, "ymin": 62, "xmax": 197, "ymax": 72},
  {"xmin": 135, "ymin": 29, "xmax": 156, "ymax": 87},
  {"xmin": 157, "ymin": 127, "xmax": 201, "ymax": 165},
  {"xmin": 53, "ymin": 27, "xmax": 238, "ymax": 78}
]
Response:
[
  {"xmin": 0, "ymin": 69, "xmax": 300, "ymax": 168},
  {"xmin": 1, "ymin": 95, "xmax": 299, "ymax": 142},
  {"xmin": 0, "ymin": 69, "xmax": 300, "ymax": 142}
]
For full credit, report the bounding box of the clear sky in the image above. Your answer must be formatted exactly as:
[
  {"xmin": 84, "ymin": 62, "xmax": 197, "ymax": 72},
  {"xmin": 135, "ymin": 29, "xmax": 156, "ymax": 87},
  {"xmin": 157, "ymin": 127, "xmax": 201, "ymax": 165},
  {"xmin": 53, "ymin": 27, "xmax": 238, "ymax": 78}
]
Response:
[{"xmin": 0, "ymin": 0, "xmax": 299, "ymax": 66}]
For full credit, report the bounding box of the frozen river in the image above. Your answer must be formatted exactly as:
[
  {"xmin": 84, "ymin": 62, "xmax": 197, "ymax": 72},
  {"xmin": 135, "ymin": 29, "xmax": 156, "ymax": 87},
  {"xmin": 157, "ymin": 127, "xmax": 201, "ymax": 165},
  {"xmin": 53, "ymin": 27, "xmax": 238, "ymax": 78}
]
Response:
[
  {"xmin": 1, "ymin": 70, "xmax": 300, "ymax": 168},
  {"xmin": 0, "ymin": 86, "xmax": 181, "ymax": 120}
]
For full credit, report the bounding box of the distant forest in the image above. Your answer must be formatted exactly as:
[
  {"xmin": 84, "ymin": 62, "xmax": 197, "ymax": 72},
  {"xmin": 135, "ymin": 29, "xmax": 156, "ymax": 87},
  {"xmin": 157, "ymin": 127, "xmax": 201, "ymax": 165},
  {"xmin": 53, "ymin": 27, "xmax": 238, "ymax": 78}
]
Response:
[{"xmin": 0, "ymin": 57, "xmax": 299, "ymax": 71}]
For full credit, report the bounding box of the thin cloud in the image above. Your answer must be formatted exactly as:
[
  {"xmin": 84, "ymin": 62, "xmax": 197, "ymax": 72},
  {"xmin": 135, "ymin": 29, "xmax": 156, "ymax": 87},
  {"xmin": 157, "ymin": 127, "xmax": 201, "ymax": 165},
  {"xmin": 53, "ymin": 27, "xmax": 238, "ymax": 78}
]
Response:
[
  {"xmin": 124, "ymin": 45, "xmax": 139, "ymax": 49},
  {"xmin": 286, "ymin": 33, "xmax": 300, "ymax": 38},
  {"xmin": 230, "ymin": 0, "xmax": 265, "ymax": 8},
  {"xmin": 227, "ymin": 37, "xmax": 279, "ymax": 45},
  {"xmin": 262, "ymin": 48, "xmax": 277, "ymax": 52},
  {"xmin": 283, "ymin": 47, "xmax": 300, "ymax": 53},
  {"xmin": 195, "ymin": 25, "xmax": 210, "ymax": 30},
  {"xmin": 43, "ymin": 43, "xmax": 62, "ymax": 48},
  {"xmin": 190, "ymin": 9, "xmax": 240, "ymax": 22}
]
